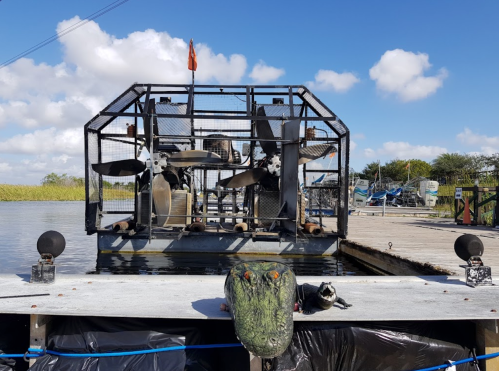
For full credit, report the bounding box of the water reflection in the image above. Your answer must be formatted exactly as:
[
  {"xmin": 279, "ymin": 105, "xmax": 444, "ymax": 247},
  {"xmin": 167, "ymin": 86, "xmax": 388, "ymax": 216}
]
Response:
[{"xmin": 92, "ymin": 252, "xmax": 373, "ymax": 276}]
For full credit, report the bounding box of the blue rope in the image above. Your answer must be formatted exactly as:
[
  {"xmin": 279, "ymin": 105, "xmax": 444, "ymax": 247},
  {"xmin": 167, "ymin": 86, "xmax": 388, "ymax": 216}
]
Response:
[
  {"xmin": 408, "ymin": 350, "xmax": 499, "ymax": 371},
  {"xmin": 7, "ymin": 346, "xmax": 494, "ymax": 368},
  {"xmin": 1, "ymin": 343, "xmax": 243, "ymax": 359},
  {"xmin": 45, "ymin": 343, "xmax": 243, "ymax": 358}
]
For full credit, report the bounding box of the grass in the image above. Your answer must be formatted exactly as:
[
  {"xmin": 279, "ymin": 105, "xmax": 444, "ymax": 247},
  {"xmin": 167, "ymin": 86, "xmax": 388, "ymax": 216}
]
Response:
[
  {"xmin": 436, "ymin": 180, "xmax": 498, "ymax": 225},
  {"xmin": 0, "ymin": 184, "xmax": 134, "ymax": 201}
]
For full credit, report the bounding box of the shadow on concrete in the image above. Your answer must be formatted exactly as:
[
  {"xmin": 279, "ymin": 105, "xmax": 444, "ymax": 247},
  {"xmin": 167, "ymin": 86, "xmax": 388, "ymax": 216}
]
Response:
[{"xmin": 191, "ymin": 297, "xmax": 229, "ymax": 318}]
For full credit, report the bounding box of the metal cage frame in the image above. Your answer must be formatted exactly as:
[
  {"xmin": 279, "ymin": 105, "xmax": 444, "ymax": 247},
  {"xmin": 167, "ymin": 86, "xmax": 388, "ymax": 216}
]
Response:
[{"xmin": 84, "ymin": 84, "xmax": 350, "ymax": 254}]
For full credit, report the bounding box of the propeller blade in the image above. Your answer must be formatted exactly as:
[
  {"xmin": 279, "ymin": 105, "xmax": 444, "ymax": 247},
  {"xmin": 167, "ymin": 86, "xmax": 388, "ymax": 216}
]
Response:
[
  {"xmin": 256, "ymin": 106, "xmax": 278, "ymax": 157},
  {"xmin": 168, "ymin": 150, "xmax": 223, "ymax": 167},
  {"xmin": 92, "ymin": 159, "xmax": 146, "ymax": 176},
  {"xmin": 152, "ymin": 173, "xmax": 171, "ymax": 227},
  {"xmin": 298, "ymin": 144, "xmax": 337, "ymax": 165},
  {"xmin": 218, "ymin": 168, "xmax": 268, "ymax": 188}
]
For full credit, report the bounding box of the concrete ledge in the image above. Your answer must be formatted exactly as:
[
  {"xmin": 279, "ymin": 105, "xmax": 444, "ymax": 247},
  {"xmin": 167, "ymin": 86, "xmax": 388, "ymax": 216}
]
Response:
[
  {"xmin": 1, "ymin": 274, "xmax": 499, "ymax": 322},
  {"xmin": 340, "ymin": 240, "xmax": 454, "ymax": 276}
]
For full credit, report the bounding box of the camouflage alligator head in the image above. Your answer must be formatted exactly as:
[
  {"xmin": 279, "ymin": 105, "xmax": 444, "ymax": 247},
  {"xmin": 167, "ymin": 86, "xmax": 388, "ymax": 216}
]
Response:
[{"xmin": 224, "ymin": 261, "xmax": 296, "ymax": 358}]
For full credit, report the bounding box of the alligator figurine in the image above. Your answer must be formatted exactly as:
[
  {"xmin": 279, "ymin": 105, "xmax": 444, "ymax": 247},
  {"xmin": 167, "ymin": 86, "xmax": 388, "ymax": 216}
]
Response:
[
  {"xmin": 297, "ymin": 282, "xmax": 352, "ymax": 314},
  {"xmin": 224, "ymin": 261, "xmax": 352, "ymax": 358}
]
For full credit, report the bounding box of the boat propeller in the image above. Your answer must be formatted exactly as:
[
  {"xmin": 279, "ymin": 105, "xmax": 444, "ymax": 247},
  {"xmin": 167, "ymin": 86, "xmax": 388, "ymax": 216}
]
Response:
[{"xmin": 217, "ymin": 106, "xmax": 337, "ymax": 188}]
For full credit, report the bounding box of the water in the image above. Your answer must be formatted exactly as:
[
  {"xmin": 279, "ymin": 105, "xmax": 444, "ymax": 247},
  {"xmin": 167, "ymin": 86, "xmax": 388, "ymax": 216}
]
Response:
[{"xmin": 0, "ymin": 202, "xmax": 373, "ymax": 276}]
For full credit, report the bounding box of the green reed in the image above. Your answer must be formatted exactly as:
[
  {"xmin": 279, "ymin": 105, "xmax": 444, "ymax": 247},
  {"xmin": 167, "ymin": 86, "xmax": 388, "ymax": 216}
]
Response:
[{"xmin": 0, "ymin": 184, "xmax": 133, "ymax": 201}]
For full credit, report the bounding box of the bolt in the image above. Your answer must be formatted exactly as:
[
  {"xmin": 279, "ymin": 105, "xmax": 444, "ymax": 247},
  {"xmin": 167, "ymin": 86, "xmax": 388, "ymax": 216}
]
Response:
[
  {"xmin": 492, "ymin": 309, "xmax": 497, "ymax": 313},
  {"xmin": 424, "ymin": 283, "xmax": 429, "ymax": 285},
  {"xmin": 443, "ymin": 290, "xmax": 448, "ymax": 293},
  {"xmin": 88, "ymin": 282, "xmax": 92, "ymax": 284},
  {"xmin": 58, "ymin": 294, "xmax": 63, "ymax": 297},
  {"xmin": 464, "ymin": 298, "xmax": 469, "ymax": 301},
  {"xmin": 31, "ymin": 305, "xmax": 37, "ymax": 308},
  {"xmin": 72, "ymin": 288, "xmax": 76, "ymax": 290}
]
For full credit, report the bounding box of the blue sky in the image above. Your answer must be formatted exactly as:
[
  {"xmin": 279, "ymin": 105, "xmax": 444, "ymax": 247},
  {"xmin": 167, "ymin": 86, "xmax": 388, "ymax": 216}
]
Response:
[{"xmin": 0, "ymin": 0, "xmax": 498, "ymax": 184}]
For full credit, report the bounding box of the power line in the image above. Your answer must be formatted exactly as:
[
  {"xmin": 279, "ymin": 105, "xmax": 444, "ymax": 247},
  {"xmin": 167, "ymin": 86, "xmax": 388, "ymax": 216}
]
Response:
[{"xmin": 0, "ymin": 0, "xmax": 131, "ymax": 69}]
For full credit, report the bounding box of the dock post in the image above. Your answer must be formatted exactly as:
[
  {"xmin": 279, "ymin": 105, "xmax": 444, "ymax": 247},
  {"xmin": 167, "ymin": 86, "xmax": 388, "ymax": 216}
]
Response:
[
  {"xmin": 29, "ymin": 314, "xmax": 51, "ymax": 366},
  {"xmin": 249, "ymin": 354, "xmax": 262, "ymax": 371},
  {"xmin": 476, "ymin": 319, "xmax": 499, "ymax": 370}
]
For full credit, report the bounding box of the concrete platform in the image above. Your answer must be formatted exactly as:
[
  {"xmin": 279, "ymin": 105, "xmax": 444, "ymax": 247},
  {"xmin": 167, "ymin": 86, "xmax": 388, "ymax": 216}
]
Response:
[
  {"xmin": 1, "ymin": 274, "xmax": 499, "ymax": 322},
  {"xmin": 340, "ymin": 215, "xmax": 499, "ymax": 275}
]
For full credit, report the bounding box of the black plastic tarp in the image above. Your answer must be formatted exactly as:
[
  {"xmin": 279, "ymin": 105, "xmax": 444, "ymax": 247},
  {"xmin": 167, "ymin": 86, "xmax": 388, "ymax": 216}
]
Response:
[
  {"xmin": 0, "ymin": 314, "xmax": 29, "ymax": 371},
  {"xmin": 270, "ymin": 321, "xmax": 475, "ymax": 371},
  {"xmin": 27, "ymin": 317, "xmax": 247, "ymax": 371}
]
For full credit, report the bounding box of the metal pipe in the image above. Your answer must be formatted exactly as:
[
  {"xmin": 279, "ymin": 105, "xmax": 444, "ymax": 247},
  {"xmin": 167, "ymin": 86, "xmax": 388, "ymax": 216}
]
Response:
[
  {"xmin": 234, "ymin": 222, "xmax": 248, "ymax": 232},
  {"xmin": 303, "ymin": 223, "xmax": 323, "ymax": 235}
]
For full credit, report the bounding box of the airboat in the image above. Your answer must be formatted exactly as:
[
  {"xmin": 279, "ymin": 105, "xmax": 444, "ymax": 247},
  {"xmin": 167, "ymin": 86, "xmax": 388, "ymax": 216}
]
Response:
[{"xmin": 84, "ymin": 84, "xmax": 350, "ymax": 254}]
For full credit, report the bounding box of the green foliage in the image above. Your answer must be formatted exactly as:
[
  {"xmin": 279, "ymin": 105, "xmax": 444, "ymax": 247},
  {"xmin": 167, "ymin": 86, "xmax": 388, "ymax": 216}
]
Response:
[
  {"xmin": 407, "ymin": 159, "xmax": 432, "ymax": 179},
  {"xmin": 41, "ymin": 173, "xmax": 84, "ymax": 187},
  {"xmin": 431, "ymin": 153, "xmax": 471, "ymax": 178},
  {"xmin": 430, "ymin": 153, "xmax": 497, "ymax": 179},
  {"xmin": 358, "ymin": 161, "xmax": 380, "ymax": 180},
  {"xmin": 0, "ymin": 184, "xmax": 133, "ymax": 201},
  {"xmin": 359, "ymin": 159, "xmax": 431, "ymax": 182}
]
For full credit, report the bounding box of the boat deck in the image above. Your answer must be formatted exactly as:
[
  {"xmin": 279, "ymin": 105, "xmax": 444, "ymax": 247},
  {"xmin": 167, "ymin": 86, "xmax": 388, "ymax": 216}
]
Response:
[
  {"xmin": 1, "ymin": 274, "xmax": 498, "ymax": 321},
  {"xmin": 340, "ymin": 215, "xmax": 499, "ymax": 275}
]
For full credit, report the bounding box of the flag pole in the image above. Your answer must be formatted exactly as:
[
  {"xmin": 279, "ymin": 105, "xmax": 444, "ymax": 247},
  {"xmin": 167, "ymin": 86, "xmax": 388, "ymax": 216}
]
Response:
[{"xmin": 378, "ymin": 160, "xmax": 381, "ymax": 191}]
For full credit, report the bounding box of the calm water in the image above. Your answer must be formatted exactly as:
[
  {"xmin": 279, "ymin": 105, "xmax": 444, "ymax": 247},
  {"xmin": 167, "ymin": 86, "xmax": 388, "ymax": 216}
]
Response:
[{"xmin": 0, "ymin": 202, "xmax": 373, "ymax": 276}]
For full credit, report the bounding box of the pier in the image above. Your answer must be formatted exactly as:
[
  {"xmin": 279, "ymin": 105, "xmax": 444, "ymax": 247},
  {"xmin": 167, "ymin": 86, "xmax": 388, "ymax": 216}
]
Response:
[{"xmin": 340, "ymin": 215, "xmax": 499, "ymax": 275}]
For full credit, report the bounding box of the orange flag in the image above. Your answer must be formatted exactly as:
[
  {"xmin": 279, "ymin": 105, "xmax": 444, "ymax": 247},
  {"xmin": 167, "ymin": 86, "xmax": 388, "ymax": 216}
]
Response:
[
  {"xmin": 329, "ymin": 152, "xmax": 336, "ymax": 158},
  {"xmin": 405, "ymin": 162, "xmax": 410, "ymax": 169},
  {"xmin": 188, "ymin": 39, "xmax": 197, "ymax": 71}
]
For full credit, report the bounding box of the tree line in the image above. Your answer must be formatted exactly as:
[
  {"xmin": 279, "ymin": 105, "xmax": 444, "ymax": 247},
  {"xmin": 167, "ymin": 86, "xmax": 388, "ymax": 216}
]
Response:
[
  {"xmin": 41, "ymin": 173, "xmax": 134, "ymax": 191},
  {"xmin": 356, "ymin": 153, "xmax": 499, "ymax": 183}
]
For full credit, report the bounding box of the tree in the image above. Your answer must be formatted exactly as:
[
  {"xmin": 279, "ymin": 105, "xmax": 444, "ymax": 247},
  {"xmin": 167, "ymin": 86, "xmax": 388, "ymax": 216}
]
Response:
[
  {"xmin": 358, "ymin": 161, "xmax": 381, "ymax": 180},
  {"xmin": 382, "ymin": 160, "xmax": 407, "ymax": 181},
  {"xmin": 41, "ymin": 172, "xmax": 62, "ymax": 185},
  {"xmin": 41, "ymin": 173, "xmax": 85, "ymax": 187},
  {"xmin": 431, "ymin": 153, "xmax": 473, "ymax": 179},
  {"xmin": 406, "ymin": 159, "xmax": 432, "ymax": 179},
  {"xmin": 484, "ymin": 153, "xmax": 499, "ymax": 170}
]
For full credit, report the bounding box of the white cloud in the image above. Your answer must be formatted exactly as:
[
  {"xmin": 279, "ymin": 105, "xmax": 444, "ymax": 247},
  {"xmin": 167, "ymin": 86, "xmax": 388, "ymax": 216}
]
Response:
[
  {"xmin": 350, "ymin": 140, "xmax": 357, "ymax": 151},
  {"xmin": 306, "ymin": 69, "xmax": 360, "ymax": 92},
  {"xmin": 0, "ymin": 162, "xmax": 13, "ymax": 173},
  {"xmin": 0, "ymin": 17, "xmax": 251, "ymax": 183},
  {"xmin": 352, "ymin": 133, "xmax": 365, "ymax": 140},
  {"xmin": 0, "ymin": 17, "xmax": 248, "ymax": 129},
  {"xmin": 0, "ymin": 127, "xmax": 83, "ymax": 156},
  {"xmin": 249, "ymin": 60, "xmax": 285, "ymax": 83},
  {"xmin": 364, "ymin": 148, "xmax": 376, "ymax": 158},
  {"xmin": 306, "ymin": 162, "xmax": 324, "ymax": 170},
  {"xmin": 364, "ymin": 141, "xmax": 447, "ymax": 159},
  {"xmin": 52, "ymin": 154, "xmax": 72, "ymax": 164},
  {"xmin": 457, "ymin": 128, "xmax": 499, "ymax": 154},
  {"xmin": 369, "ymin": 49, "xmax": 448, "ymax": 102}
]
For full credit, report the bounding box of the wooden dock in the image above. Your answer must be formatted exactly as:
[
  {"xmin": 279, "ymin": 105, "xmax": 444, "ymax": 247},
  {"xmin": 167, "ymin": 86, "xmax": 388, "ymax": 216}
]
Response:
[{"xmin": 339, "ymin": 215, "xmax": 499, "ymax": 275}]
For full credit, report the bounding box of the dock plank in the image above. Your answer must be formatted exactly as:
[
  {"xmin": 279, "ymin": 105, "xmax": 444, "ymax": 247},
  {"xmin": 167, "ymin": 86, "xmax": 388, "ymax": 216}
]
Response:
[
  {"xmin": 0, "ymin": 274, "xmax": 498, "ymax": 322},
  {"xmin": 342, "ymin": 216, "xmax": 499, "ymax": 275}
]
